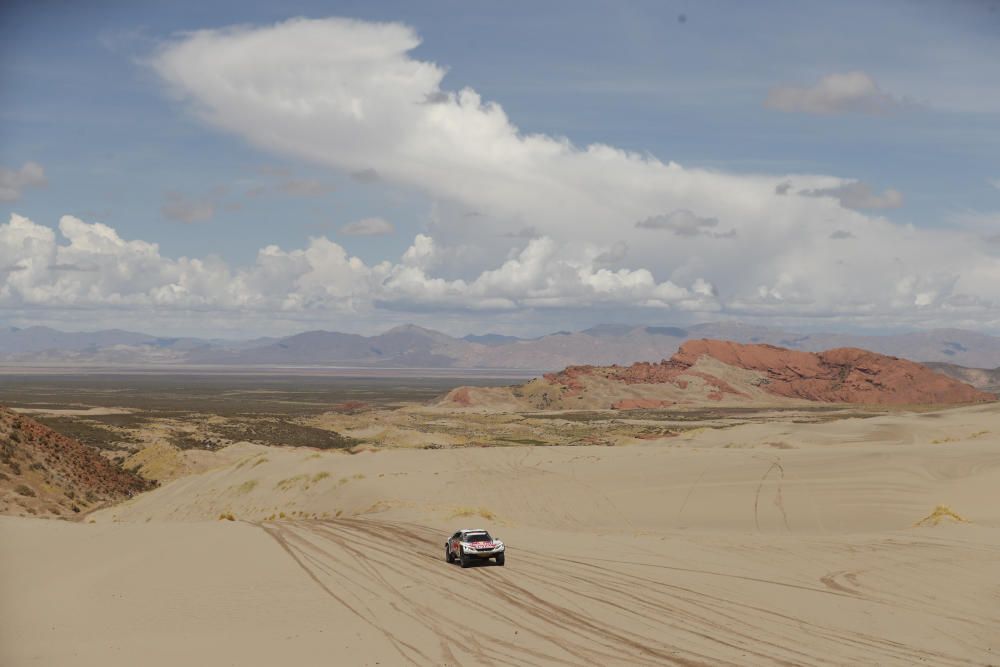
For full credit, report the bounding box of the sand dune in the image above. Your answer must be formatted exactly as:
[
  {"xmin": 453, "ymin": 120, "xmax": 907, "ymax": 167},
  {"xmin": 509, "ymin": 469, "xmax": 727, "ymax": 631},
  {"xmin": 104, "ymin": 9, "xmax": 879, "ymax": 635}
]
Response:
[{"xmin": 3, "ymin": 403, "xmax": 1000, "ymax": 665}]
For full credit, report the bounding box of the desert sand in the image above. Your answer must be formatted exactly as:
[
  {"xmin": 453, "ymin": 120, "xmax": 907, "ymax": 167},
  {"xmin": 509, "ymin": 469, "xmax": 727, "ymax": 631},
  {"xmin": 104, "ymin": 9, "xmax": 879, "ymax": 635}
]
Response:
[{"xmin": 3, "ymin": 400, "xmax": 1000, "ymax": 666}]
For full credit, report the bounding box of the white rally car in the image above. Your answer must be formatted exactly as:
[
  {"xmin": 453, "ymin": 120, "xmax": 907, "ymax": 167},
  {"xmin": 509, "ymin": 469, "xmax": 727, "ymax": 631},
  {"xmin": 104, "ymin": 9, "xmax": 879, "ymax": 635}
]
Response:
[{"xmin": 445, "ymin": 528, "xmax": 505, "ymax": 568}]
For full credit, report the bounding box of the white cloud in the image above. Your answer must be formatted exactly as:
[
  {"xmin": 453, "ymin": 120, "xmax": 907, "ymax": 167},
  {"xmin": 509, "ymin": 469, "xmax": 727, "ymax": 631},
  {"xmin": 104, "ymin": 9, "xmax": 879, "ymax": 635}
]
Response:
[
  {"xmin": 765, "ymin": 71, "xmax": 903, "ymax": 115},
  {"xmin": 0, "ymin": 162, "xmax": 47, "ymax": 202},
  {"xmin": 801, "ymin": 181, "xmax": 903, "ymax": 210},
  {"xmin": 340, "ymin": 217, "xmax": 395, "ymax": 236},
  {"xmin": 0, "ymin": 213, "xmax": 713, "ymax": 316},
  {"xmin": 16, "ymin": 17, "xmax": 989, "ymax": 332}
]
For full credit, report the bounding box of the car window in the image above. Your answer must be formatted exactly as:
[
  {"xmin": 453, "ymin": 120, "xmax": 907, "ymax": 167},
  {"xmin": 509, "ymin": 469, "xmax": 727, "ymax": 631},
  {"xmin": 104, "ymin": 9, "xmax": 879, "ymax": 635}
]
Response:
[{"xmin": 464, "ymin": 532, "xmax": 491, "ymax": 542}]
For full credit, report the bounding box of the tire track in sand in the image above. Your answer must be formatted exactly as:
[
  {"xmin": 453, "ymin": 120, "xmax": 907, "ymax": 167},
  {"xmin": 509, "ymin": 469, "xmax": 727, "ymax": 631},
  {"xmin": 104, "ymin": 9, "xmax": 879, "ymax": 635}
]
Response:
[{"xmin": 257, "ymin": 518, "xmax": 978, "ymax": 666}]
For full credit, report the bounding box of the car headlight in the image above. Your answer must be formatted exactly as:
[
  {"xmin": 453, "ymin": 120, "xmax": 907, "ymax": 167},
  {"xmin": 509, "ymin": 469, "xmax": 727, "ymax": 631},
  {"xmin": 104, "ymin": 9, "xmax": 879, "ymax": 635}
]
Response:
[{"xmin": 495, "ymin": 541, "xmax": 504, "ymax": 550}]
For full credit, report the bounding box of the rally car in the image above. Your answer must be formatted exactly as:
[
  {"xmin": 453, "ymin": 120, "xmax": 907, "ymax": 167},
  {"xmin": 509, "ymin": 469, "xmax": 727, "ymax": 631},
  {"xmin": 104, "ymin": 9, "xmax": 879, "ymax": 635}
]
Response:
[{"xmin": 445, "ymin": 528, "xmax": 505, "ymax": 568}]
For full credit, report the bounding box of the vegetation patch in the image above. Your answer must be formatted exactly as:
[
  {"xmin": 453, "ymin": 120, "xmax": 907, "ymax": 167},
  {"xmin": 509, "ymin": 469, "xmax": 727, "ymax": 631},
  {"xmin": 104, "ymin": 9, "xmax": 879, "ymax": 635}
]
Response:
[
  {"xmin": 915, "ymin": 505, "xmax": 968, "ymax": 527},
  {"xmin": 232, "ymin": 479, "xmax": 259, "ymax": 494},
  {"xmin": 450, "ymin": 506, "xmax": 496, "ymax": 521}
]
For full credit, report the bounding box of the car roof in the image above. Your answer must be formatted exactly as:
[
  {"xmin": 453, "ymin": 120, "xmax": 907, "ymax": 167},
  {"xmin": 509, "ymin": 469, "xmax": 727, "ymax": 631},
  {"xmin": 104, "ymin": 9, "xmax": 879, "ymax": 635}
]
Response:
[{"xmin": 459, "ymin": 528, "xmax": 488, "ymax": 533}]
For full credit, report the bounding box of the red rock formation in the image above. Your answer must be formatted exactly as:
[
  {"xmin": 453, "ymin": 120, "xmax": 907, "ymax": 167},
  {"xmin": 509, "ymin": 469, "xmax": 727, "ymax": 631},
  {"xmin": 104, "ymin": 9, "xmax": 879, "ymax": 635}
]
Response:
[
  {"xmin": 447, "ymin": 339, "xmax": 995, "ymax": 411},
  {"xmin": 445, "ymin": 386, "xmax": 473, "ymax": 406},
  {"xmin": 672, "ymin": 339, "xmax": 995, "ymax": 405}
]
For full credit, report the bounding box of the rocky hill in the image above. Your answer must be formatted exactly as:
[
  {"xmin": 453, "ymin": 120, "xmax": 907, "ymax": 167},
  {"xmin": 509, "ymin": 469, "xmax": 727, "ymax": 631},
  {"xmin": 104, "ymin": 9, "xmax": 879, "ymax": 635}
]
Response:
[
  {"xmin": 441, "ymin": 339, "xmax": 996, "ymax": 410},
  {"xmin": 0, "ymin": 406, "xmax": 153, "ymax": 518}
]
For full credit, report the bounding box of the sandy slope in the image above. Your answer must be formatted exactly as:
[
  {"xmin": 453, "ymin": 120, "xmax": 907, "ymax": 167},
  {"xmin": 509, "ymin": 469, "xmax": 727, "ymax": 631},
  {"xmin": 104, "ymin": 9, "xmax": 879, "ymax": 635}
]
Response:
[{"xmin": 3, "ymin": 404, "xmax": 1000, "ymax": 665}]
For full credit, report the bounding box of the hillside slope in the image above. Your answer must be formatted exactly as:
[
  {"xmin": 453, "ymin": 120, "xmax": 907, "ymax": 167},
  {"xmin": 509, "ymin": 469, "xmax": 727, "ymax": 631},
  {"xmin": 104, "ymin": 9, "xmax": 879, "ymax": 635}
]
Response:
[{"xmin": 0, "ymin": 406, "xmax": 152, "ymax": 518}]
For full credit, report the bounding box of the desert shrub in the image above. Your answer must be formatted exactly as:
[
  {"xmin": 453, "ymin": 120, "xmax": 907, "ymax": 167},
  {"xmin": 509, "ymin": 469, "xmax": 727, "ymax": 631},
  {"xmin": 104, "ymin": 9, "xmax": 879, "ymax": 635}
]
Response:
[
  {"xmin": 14, "ymin": 484, "xmax": 36, "ymax": 497},
  {"xmin": 275, "ymin": 474, "xmax": 309, "ymax": 491},
  {"xmin": 311, "ymin": 471, "xmax": 330, "ymax": 483},
  {"xmin": 450, "ymin": 506, "xmax": 496, "ymax": 521},
  {"xmin": 233, "ymin": 480, "xmax": 258, "ymax": 494},
  {"xmin": 218, "ymin": 512, "xmax": 236, "ymax": 521}
]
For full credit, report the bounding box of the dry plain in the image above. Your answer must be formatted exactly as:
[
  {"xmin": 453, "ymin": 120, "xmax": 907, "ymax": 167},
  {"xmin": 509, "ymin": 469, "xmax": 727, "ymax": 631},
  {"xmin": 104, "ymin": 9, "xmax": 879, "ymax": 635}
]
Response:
[{"xmin": 1, "ymin": 373, "xmax": 999, "ymax": 666}]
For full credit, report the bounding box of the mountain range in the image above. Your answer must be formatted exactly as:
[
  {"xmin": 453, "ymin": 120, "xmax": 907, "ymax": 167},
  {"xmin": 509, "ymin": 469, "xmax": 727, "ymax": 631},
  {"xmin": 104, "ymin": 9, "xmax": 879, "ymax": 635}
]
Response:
[{"xmin": 4, "ymin": 322, "xmax": 1000, "ymax": 371}]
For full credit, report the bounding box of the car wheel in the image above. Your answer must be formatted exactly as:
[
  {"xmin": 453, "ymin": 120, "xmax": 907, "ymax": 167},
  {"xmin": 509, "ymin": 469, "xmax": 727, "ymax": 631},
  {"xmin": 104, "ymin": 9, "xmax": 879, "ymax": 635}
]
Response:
[
  {"xmin": 495, "ymin": 553, "xmax": 505, "ymax": 566},
  {"xmin": 446, "ymin": 545, "xmax": 454, "ymax": 563},
  {"xmin": 460, "ymin": 552, "xmax": 470, "ymax": 568}
]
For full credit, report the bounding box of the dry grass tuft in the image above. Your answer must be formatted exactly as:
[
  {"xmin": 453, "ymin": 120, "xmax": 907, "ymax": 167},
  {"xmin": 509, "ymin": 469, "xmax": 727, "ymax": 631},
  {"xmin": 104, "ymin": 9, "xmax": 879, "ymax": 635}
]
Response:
[
  {"xmin": 274, "ymin": 474, "xmax": 309, "ymax": 491},
  {"xmin": 218, "ymin": 512, "xmax": 236, "ymax": 521},
  {"xmin": 450, "ymin": 506, "xmax": 496, "ymax": 521},
  {"xmin": 232, "ymin": 479, "xmax": 258, "ymax": 495},
  {"xmin": 915, "ymin": 505, "xmax": 968, "ymax": 527}
]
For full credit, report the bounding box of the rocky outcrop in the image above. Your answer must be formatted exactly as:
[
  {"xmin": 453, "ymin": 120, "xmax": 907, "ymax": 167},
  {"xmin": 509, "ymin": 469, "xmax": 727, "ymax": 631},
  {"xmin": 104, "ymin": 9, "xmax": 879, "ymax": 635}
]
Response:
[
  {"xmin": 440, "ymin": 339, "xmax": 995, "ymax": 410},
  {"xmin": 672, "ymin": 340, "xmax": 994, "ymax": 405},
  {"xmin": 0, "ymin": 406, "xmax": 153, "ymax": 518}
]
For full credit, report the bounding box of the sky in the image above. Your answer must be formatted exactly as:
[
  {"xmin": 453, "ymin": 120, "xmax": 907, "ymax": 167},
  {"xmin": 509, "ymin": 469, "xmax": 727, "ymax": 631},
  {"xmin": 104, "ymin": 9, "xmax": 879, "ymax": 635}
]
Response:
[{"xmin": 1, "ymin": 0, "xmax": 1000, "ymax": 338}]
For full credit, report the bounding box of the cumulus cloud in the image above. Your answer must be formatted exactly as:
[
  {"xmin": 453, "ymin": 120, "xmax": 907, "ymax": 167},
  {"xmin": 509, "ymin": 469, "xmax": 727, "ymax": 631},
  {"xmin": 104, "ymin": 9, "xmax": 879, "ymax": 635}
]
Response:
[
  {"xmin": 635, "ymin": 210, "xmax": 734, "ymax": 238},
  {"xmin": 801, "ymin": 181, "xmax": 903, "ymax": 210},
  {"xmin": 0, "ymin": 214, "xmax": 714, "ymax": 316},
  {"xmin": 765, "ymin": 71, "xmax": 903, "ymax": 115},
  {"xmin": 0, "ymin": 162, "xmax": 47, "ymax": 202},
  {"xmin": 503, "ymin": 226, "xmax": 540, "ymax": 239},
  {"xmin": 340, "ymin": 216, "xmax": 395, "ymax": 236},
  {"xmin": 29, "ymin": 16, "xmax": 989, "ymax": 330}
]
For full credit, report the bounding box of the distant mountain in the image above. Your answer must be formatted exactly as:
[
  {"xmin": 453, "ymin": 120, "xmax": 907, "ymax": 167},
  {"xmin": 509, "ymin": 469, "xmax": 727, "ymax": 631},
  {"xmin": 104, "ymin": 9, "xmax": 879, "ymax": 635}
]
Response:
[
  {"xmin": 0, "ymin": 326, "xmax": 156, "ymax": 354},
  {"xmin": 5, "ymin": 322, "xmax": 1000, "ymax": 370},
  {"xmin": 463, "ymin": 333, "xmax": 523, "ymax": 346},
  {"xmin": 925, "ymin": 362, "xmax": 1000, "ymax": 394}
]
